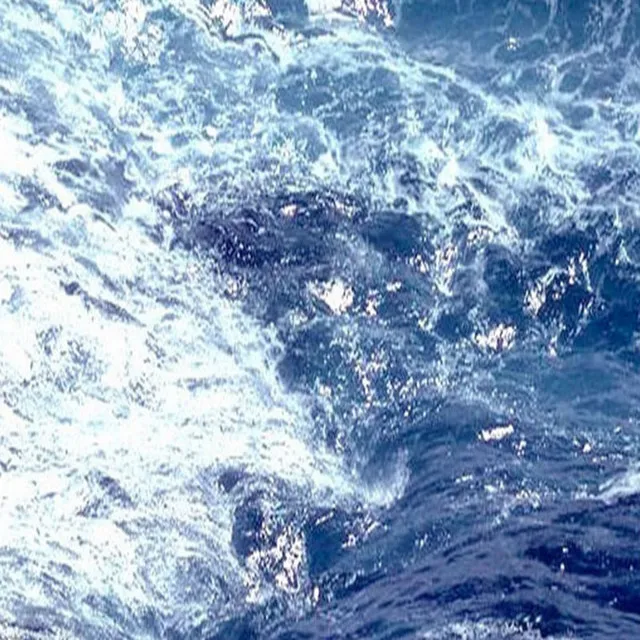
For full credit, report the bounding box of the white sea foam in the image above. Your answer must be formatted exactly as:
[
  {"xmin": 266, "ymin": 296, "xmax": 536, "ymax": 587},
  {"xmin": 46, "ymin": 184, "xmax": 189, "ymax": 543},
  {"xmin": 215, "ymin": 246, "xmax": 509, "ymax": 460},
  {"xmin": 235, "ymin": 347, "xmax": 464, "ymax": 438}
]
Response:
[
  {"xmin": 598, "ymin": 465, "xmax": 640, "ymax": 504},
  {"xmin": 422, "ymin": 619, "xmax": 573, "ymax": 640},
  {"xmin": 0, "ymin": 0, "xmax": 410, "ymax": 633}
]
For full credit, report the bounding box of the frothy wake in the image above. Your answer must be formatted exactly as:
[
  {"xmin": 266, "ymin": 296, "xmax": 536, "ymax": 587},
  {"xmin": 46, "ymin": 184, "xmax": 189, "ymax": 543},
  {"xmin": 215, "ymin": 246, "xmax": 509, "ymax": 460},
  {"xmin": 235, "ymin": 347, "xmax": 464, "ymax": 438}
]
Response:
[{"xmin": 0, "ymin": 0, "xmax": 406, "ymax": 635}]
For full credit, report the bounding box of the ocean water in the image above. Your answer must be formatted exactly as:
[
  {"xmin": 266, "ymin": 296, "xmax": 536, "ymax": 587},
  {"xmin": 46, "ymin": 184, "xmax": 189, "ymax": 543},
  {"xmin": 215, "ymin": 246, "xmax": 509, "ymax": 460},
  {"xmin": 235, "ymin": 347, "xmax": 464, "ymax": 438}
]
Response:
[{"xmin": 0, "ymin": 0, "xmax": 639, "ymax": 638}]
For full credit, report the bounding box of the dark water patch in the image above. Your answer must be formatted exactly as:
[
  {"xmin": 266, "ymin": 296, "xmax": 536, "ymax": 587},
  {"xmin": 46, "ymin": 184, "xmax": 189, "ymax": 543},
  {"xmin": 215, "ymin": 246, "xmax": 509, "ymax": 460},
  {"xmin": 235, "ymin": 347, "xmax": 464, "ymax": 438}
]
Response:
[
  {"xmin": 272, "ymin": 496, "xmax": 640, "ymax": 638},
  {"xmin": 78, "ymin": 471, "xmax": 134, "ymax": 518},
  {"xmin": 60, "ymin": 280, "xmax": 140, "ymax": 324},
  {"xmin": 397, "ymin": 0, "xmax": 640, "ymax": 61}
]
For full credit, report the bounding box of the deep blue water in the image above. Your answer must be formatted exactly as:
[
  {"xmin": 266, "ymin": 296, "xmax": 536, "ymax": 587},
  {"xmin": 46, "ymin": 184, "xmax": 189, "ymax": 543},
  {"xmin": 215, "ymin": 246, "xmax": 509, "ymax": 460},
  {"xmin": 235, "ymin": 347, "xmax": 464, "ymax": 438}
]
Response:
[{"xmin": 0, "ymin": 0, "xmax": 639, "ymax": 638}]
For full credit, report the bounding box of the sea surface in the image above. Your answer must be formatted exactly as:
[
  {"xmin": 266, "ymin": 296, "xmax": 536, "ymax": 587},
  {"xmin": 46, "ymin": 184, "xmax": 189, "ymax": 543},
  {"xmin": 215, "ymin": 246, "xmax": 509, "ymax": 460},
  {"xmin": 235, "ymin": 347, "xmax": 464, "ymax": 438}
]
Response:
[{"xmin": 0, "ymin": 0, "xmax": 639, "ymax": 638}]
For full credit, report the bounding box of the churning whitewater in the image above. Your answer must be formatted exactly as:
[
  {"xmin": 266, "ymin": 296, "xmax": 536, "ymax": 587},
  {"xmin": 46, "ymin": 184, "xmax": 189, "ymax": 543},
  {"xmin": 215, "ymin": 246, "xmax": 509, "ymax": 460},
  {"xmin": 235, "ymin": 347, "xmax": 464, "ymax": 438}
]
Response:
[{"xmin": 0, "ymin": 0, "xmax": 640, "ymax": 638}]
